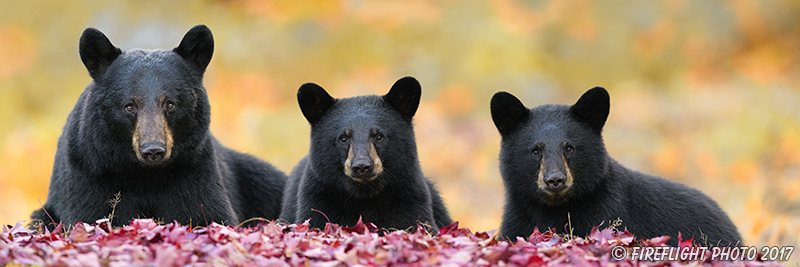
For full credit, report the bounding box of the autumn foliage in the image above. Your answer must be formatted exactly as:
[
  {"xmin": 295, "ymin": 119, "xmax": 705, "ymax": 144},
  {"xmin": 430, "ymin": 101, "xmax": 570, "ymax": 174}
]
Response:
[
  {"xmin": 1, "ymin": 1, "xmax": 799, "ymax": 263},
  {"xmin": 0, "ymin": 218, "xmax": 784, "ymax": 266}
]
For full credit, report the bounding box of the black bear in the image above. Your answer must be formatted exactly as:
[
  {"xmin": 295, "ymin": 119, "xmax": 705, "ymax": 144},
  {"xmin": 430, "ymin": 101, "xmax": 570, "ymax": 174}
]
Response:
[
  {"xmin": 491, "ymin": 87, "xmax": 741, "ymax": 246},
  {"xmin": 30, "ymin": 25, "xmax": 286, "ymax": 229},
  {"xmin": 280, "ymin": 76, "xmax": 453, "ymax": 232}
]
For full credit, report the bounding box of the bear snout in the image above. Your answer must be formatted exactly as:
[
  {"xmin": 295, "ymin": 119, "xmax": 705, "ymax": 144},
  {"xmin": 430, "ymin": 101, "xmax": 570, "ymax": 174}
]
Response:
[
  {"xmin": 350, "ymin": 160, "xmax": 374, "ymax": 179},
  {"xmin": 140, "ymin": 143, "xmax": 167, "ymax": 164},
  {"xmin": 343, "ymin": 143, "xmax": 384, "ymax": 182},
  {"xmin": 132, "ymin": 112, "xmax": 174, "ymax": 166},
  {"xmin": 347, "ymin": 158, "xmax": 380, "ymax": 182},
  {"xmin": 543, "ymin": 173, "xmax": 566, "ymax": 192}
]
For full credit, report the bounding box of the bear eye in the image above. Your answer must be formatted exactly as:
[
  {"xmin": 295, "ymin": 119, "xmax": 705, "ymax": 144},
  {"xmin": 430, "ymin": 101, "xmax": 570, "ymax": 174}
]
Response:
[
  {"xmin": 565, "ymin": 144, "xmax": 574, "ymax": 153},
  {"xmin": 374, "ymin": 133, "xmax": 385, "ymax": 142},
  {"xmin": 166, "ymin": 102, "xmax": 176, "ymax": 111},
  {"xmin": 531, "ymin": 147, "xmax": 541, "ymax": 156},
  {"xmin": 124, "ymin": 104, "xmax": 135, "ymax": 113},
  {"xmin": 338, "ymin": 135, "xmax": 349, "ymax": 143}
]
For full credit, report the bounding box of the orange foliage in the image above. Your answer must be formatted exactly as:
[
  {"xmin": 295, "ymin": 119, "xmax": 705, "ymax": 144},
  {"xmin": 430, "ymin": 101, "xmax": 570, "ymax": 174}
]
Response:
[
  {"xmin": 433, "ymin": 85, "xmax": 475, "ymax": 116},
  {"xmin": 683, "ymin": 36, "xmax": 726, "ymax": 85},
  {"xmin": 492, "ymin": 0, "xmax": 547, "ymax": 35},
  {"xmin": 492, "ymin": 0, "xmax": 595, "ymax": 40},
  {"xmin": 635, "ymin": 20, "xmax": 675, "ymax": 59},
  {"xmin": 694, "ymin": 151, "xmax": 720, "ymax": 181},
  {"xmin": 730, "ymin": 1, "xmax": 797, "ymax": 83},
  {"xmin": 0, "ymin": 26, "xmax": 37, "ymax": 78},
  {"xmin": 559, "ymin": 0, "xmax": 596, "ymax": 41},
  {"xmin": 783, "ymin": 180, "xmax": 800, "ymax": 203},
  {"xmin": 652, "ymin": 143, "xmax": 686, "ymax": 178},
  {"xmin": 349, "ymin": 1, "xmax": 441, "ymax": 31},
  {"xmin": 235, "ymin": 0, "xmax": 344, "ymax": 22},
  {"xmin": 730, "ymin": 159, "xmax": 759, "ymax": 184},
  {"xmin": 208, "ymin": 70, "xmax": 288, "ymax": 113}
]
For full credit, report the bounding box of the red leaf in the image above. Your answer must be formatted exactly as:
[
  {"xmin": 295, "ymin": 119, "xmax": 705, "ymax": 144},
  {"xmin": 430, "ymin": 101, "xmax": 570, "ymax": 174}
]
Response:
[
  {"xmin": 341, "ymin": 216, "xmax": 376, "ymax": 234},
  {"xmin": 0, "ymin": 218, "xmax": 781, "ymax": 266},
  {"xmin": 437, "ymin": 221, "xmax": 459, "ymax": 236},
  {"xmin": 436, "ymin": 221, "xmax": 470, "ymax": 237},
  {"xmin": 528, "ymin": 227, "xmax": 557, "ymax": 244},
  {"xmin": 677, "ymin": 231, "xmax": 695, "ymax": 247}
]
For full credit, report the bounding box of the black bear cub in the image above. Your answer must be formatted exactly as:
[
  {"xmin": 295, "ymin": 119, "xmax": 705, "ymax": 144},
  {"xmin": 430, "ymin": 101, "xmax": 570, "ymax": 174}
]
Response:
[
  {"xmin": 30, "ymin": 25, "xmax": 286, "ymax": 229},
  {"xmin": 491, "ymin": 87, "xmax": 741, "ymax": 246},
  {"xmin": 280, "ymin": 77, "xmax": 452, "ymax": 232}
]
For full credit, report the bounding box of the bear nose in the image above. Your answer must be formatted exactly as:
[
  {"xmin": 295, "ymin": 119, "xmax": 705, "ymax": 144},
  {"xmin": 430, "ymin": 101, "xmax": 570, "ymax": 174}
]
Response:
[
  {"xmin": 351, "ymin": 161, "xmax": 374, "ymax": 178},
  {"xmin": 544, "ymin": 173, "xmax": 565, "ymax": 188},
  {"xmin": 141, "ymin": 144, "xmax": 166, "ymax": 162}
]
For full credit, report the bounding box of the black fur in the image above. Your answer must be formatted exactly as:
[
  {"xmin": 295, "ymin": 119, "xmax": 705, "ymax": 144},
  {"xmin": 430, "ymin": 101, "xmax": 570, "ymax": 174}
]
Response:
[
  {"xmin": 280, "ymin": 76, "xmax": 453, "ymax": 232},
  {"xmin": 491, "ymin": 87, "xmax": 741, "ymax": 246},
  {"xmin": 79, "ymin": 27, "xmax": 121, "ymax": 79},
  {"xmin": 30, "ymin": 25, "xmax": 286, "ymax": 229}
]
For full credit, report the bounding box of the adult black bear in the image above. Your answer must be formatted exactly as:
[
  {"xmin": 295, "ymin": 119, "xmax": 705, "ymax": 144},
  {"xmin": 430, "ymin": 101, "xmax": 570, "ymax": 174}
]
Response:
[
  {"xmin": 280, "ymin": 77, "xmax": 452, "ymax": 232},
  {"xmin": 491, "ymin": 87, "xmax": 741, "ymax": 246},
  {"xmin": 30, "ymin": 25, "xmax": 286, "ymax": 229}
]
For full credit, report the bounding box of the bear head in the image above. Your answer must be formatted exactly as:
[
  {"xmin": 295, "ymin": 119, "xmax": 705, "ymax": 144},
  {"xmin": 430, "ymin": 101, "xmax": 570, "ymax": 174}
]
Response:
[
  {"xmin": 77, "ymin": 25, "xmax": 213, "ymax": 168},
  {"xmin": 297, "ymin": 76, "xmax": 422, "ymax": 198},
  {"xmin": 490, "ymin": 87, "xmax": 611, "ymax": 206}
]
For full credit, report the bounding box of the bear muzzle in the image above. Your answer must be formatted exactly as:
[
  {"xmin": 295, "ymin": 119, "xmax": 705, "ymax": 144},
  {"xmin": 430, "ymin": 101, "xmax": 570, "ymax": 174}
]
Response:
[
  {"xmin": 344, "ymin": 143, "xmax": 383, "ymax": 182},
  {"xmin": 132, "ymin": 112, "xmax": 174, "ymax": 166},
  {"xmin": 543, "ymin": 173, "xmax": 568, "ymax": 193},
  {"xmin": 536, "ymin": 154, "xmax": 574, "ymax": 196},
  {"xmin": 140, "ymin": 143, "xmax": 167, "ymax": 164}
]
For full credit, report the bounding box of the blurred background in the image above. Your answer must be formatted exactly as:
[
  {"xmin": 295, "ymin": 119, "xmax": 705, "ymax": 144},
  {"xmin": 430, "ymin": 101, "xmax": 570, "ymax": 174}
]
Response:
[{"xmin": 1, "ymin": 0, "xmax": 798, "ymax": 258}]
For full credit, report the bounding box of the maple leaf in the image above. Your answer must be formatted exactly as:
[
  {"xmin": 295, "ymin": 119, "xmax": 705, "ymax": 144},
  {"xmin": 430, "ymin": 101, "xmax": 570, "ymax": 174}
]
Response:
[
  {"xmin": 341, "ymin": 216, "xmax": 377, "ymax": 235},
  {"xmin": 0, "ymin": 219, "xmax": 785, "ymax": 266}
]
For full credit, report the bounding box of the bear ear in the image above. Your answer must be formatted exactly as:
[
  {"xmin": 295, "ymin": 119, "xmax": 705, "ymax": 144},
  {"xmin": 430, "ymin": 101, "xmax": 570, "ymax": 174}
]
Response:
[
  {"xmin": 79, "ymin": 27, "xmax": 121, "ymax": 80},
  {"xmin": 490, "ymin": 91, "xmax": 530, "ymax": 136},
  {"xmin": 298, "ymin": 83, "xmax": 336, "ymax": 126},
  {"xmin": 173, "ymin": 24, "xmax": 214, "ymax": 73},
  {"xmin": 569, "ymin": 86, "xmax": 610, "ymax": 134},
  {"xmin": 383, "ymin": 76, "xmax": 421, "ymax": 121}
]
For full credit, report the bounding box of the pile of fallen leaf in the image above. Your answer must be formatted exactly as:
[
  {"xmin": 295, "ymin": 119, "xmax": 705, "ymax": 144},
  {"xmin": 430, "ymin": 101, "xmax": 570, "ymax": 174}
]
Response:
[{"xmin": 0, "ymin": 218, "xmax": 783, "ymax": 266}]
